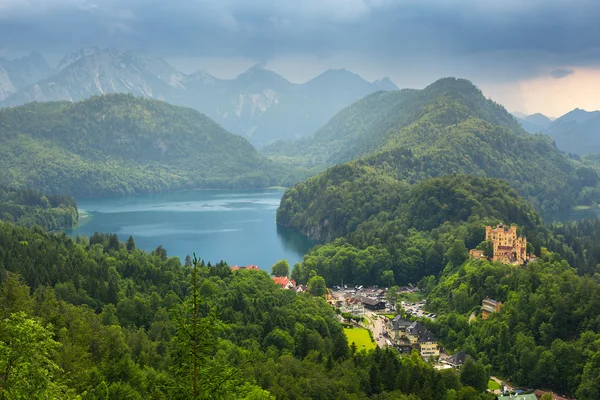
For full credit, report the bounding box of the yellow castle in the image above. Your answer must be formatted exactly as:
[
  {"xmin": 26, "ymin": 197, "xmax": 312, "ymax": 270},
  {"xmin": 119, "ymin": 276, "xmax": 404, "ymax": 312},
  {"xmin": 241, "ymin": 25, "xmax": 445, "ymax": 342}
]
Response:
[{"xmin": 485, "ymin": 224, "xmax": 529, "ymax": 264}]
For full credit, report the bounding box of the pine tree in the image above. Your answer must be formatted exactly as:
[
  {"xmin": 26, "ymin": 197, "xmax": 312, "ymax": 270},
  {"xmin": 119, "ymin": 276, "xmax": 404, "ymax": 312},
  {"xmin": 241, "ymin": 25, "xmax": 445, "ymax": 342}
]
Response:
[{"xmin": 125, "ymin": 235, "xmax": 136, "ymax": 252}]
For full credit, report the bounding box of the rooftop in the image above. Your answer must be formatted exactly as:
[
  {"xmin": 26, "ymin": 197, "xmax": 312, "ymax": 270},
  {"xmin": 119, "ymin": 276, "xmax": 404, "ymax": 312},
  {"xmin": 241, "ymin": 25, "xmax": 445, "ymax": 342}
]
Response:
[
  {"xmin": 391, "ymin": 315, "xmax": 412, "ymax": 330},
  {"xmin": 448, "ymin": 351, "xmax": 470, "ymax": 366},
  {"xmin": 272, "ymin": 276, "xmax": 296, "ymax": 288}
]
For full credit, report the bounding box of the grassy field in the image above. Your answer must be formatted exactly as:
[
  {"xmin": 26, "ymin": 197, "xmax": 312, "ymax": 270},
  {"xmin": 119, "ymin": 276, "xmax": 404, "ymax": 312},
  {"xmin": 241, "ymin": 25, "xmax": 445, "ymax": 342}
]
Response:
[
  {"xmin": 344, "ymin": 328, "xmax": 376, "ymax": 350},
  {"xmin": 488, "ymin": 380, "xmax": 502, "ymax": 391},
  {"xmin": 400, "ymin": 291, "xmax": 426, "ymax": 303}
]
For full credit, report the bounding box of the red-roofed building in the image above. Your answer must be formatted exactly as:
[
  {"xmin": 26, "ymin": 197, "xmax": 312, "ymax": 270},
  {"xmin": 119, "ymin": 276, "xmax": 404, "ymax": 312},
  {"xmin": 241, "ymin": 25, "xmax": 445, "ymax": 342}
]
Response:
[
  {"xmin": 272, "ymin": 276, "xmax": 296, "ymax": 289},
  {"xmin": 231, "ymin": 265, "xmax": 260, "ymax": 271}
]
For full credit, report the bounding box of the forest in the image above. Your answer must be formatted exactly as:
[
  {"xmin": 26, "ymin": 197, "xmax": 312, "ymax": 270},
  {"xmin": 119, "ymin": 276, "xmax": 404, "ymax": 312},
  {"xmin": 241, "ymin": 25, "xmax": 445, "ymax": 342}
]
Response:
[
  {"xmin": 0, "ymin": 185, "xmax": 78, "ymax": 230},
  {"xmin": 426, "ymin": 254, "xmax": 600, "ymax": 399},
  {"xmin": 271, "ymin": 78, "xmax": 600, "ymax": 216},
  {"xmin": 280, "ymin": 170, "xmax": 600, "ymax": 398},
  {"xmin": 0, "ymin": 222, "xmax": 494, "ymax": 399},
  {"xmin": 284, "ymin": 174, "xmax": 542, "ymax": 286},
  {"xmin": 0, "ymin": 94, "xmax": 292, "ymax": 197}
]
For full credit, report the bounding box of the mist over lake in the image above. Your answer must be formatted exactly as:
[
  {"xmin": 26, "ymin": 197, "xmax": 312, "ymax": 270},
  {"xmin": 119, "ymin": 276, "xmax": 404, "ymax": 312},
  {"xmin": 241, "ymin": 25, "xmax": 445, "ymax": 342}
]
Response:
[{"xmin": 65, "ymin": 189, "xmax": 315, "ymax": 270}]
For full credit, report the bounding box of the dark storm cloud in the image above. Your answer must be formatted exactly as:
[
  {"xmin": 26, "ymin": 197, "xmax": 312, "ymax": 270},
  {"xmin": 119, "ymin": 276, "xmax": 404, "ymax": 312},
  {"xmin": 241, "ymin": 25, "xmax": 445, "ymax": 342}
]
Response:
[
  {"xmin": 550, "ymin": 68, "xmax": 574, "ymax": 78},
  {"xmin": 1, "ymin": 0, "xmax": 599, "ymax": 80}
]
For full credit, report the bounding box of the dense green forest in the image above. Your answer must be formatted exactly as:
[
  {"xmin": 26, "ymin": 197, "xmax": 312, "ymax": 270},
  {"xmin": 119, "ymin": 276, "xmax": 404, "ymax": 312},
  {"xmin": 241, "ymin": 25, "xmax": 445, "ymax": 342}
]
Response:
[
  {"xmin": 0, "ymin": 222, "xmax": 494, "ymax": 399},
  {"xmin": 0, "ymin": 94, "xmax": 294, "ymax": 197},
  {"xmin": 279, "ymin": 170, "xmax": 600, "ymax": 398},
  {"xmin": 0, "ymin": 185, "xmax": 78, "ymax": 230},
  {"xmin": 427, "ymin": 254, "xmax": 600, "ymax": 399},
  {"xmin": 271, "ymin": 78, "xmax": 600, "ymax": 215},
  {"xmin": 284, "ymin": 174, "xmax": 542, "ymax": 286}
]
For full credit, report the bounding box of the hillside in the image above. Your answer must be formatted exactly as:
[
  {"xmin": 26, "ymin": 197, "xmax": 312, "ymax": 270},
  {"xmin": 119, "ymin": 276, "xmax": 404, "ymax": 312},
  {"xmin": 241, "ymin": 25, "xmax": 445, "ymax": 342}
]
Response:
[
  {"xmin": 284, "ymin": 174, "xmax": 543, "ymax": 284},
  {"xmin": 274, "ymin": 78, "xmax": 599, "ymax": 218},
  {"xmin": 0, "ymin": 221, "xmax": 493, "ymax": 399},
  {"xmin": 0, "ymin": 186, "xmax": 78, "ymax": 230},
  {"xmin": 0, "ymin": 94, "xmax": 280, "ymax": 197},
  {"xmin": 265, "ymin": 78, "xmax": 526, "ymax": 165},
  {"xmin": 0, "ymin": 48, "xmax": 398, "ymax": 147}
]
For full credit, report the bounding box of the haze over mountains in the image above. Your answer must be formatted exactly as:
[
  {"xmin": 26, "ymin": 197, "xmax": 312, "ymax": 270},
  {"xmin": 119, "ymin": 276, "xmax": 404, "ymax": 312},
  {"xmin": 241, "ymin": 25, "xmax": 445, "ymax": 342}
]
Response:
[
  {"xmin": 514, "ymin": 109, "xmax": 600, "ymax": 155},
  {"xmin": 0, "ymin": 52, "xmax": 52, "ymax": 101},
  {"xmin": 0, "ymin": 48, "xmax": 397, "ymax": 147}
]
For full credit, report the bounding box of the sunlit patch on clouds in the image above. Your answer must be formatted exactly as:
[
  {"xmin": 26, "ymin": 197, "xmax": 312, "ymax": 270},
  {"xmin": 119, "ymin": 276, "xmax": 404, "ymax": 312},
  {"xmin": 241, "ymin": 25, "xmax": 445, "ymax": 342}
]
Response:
[{"xmin": 551, "ymin": 68, "xmax": 574, "ymax": 79}]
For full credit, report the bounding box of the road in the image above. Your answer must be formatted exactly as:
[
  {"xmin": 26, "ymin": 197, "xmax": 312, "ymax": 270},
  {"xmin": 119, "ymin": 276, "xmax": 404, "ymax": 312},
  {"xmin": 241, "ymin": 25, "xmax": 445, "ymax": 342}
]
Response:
[{"xmin": 365, "ymin": 312, "xmax": 389, "ymax": 347}]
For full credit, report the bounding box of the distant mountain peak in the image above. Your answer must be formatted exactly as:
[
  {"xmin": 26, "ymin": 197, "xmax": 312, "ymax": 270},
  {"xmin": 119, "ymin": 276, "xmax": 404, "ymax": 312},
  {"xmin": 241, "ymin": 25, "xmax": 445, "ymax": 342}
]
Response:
[
  {"xmin": 235, "ymin": 64, "xmax": 291, "ymax": 89},
  {"xmin": 556, "ymin": 108, "xmax": 600, "ymax": 124},
  {"xmin": 56, "ymin": 46, "xmax": 104, "ymax": 71},
  {"xmin": 186, "ymin": 70, "xmax": 217, "ymax": 85},
  {"xmin": 372, "ymin": 77, "xmax": 398, "ymax": 91}
]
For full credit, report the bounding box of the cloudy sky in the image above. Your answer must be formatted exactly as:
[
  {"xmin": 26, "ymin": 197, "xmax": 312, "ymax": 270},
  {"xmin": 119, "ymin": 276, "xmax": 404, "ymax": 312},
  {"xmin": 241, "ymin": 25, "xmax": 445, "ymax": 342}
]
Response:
[{"xmin": 1, "ymin": 0, "xmax": 599, "ymax": 116}]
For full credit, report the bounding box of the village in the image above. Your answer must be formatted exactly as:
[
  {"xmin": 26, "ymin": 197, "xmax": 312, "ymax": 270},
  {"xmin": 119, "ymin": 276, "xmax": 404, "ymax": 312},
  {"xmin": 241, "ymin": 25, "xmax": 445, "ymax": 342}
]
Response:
[{"xmin": 232, "ymin": 224, "xmax": 567, "ymax": 399}]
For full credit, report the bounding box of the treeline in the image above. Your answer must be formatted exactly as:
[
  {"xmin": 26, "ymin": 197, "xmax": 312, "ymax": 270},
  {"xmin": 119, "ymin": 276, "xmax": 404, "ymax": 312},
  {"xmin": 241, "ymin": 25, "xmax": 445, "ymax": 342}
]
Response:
[
  {"xmin": 0, "ymin": 222, "xmax": 492, "ymax": 399},
  {"xmin": 286, "ymin": 174, "xmax": 542, "ymax": 286},
  {"xmin": 427, "ymin": 255, "xmax": 600, "ymax": 399},
  {"xmin": 0, "ymin": 185, "xmax": 78, "ymax": 230},
  {"xmin": 537, "ymin": 218, "xmax": 600, "ymax": 276}
]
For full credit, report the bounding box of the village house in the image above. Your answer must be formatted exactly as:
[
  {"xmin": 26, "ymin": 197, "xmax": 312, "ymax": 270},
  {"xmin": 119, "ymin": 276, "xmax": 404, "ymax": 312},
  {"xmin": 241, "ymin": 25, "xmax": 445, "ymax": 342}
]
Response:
[
  {"xmin": 482, "ymin": 297, "xmax": 503, "ymax": 319},
  {"xmin": 445, "ymin": 351, "xmax": 471, "ymax": 370},
  {"xmin": 360, "ymin": 297, "xmax": 386, "ymax": 311},
  {"xmin": 231, "ymin": 264, "xmax": 260, "ymax": 271},
  {"xmin": 389, "ymin": 315, "xmax": 412, "ymax": 343},
  {"xmin": 341, "ymin": 297, "xmax": 365, "ymax": 317},
  {"xmin": 406, "ymin": 321, "xmax": 439, "ymax": 358},
  {"xmin": 272, "ymin": 276, "xmax": 296, "ymax": 290},
  {"xmin": 295, "ymin": 284, "xmax": 307, "ymax": 293}
]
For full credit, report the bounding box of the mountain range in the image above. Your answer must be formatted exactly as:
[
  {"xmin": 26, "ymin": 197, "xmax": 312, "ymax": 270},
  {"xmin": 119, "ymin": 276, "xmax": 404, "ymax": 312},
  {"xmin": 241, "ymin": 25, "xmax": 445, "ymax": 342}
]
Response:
[
  {"xmin": 513, "ymin": 109, "xmax": 600, "ymax": 155},
  {"xmin": 0, "ymin": 48, "xmax": 397, "ymax": 147}
]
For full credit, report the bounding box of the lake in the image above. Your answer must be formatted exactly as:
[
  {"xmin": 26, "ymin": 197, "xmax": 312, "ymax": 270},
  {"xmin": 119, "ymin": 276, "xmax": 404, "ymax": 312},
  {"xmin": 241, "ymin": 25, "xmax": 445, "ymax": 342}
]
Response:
[{"xmin": 65, "ymin": 189, "xmax": 316, "ymax": 271}]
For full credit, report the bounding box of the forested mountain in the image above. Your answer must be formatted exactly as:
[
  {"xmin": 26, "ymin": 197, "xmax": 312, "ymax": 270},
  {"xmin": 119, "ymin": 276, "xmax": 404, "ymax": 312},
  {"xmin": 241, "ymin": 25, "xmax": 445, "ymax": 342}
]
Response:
[
  {"xmin": 274, "ymin": 78, "xmax": 600, "ymax": 219},
  {"xmin": 0, "ymin": 186, "xmax": 78, "ymax": 230},
  {"xmin": 0, "ymin": 222, "xmax": 492, "ymax": 399},
  {"xmin": 0, "ymin": 47, "xmax": 397, "ymax": 147},
  {"xmin": 546, "ymin": 108, "xmax": 600, "ymax": 155},
  {"xmin": 0, "ymin": 94, "xmax": 282, "ymax": 197},
  {"xmin": 284, "ymin": 174, "xmax": 542, "ymax": 285}
]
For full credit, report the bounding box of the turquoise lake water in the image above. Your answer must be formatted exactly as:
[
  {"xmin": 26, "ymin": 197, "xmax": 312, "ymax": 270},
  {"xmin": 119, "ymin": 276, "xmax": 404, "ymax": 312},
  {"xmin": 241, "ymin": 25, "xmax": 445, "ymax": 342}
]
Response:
[{"xmin": 65, "ymin": 189, "xmax": 316, "ymax": 271}]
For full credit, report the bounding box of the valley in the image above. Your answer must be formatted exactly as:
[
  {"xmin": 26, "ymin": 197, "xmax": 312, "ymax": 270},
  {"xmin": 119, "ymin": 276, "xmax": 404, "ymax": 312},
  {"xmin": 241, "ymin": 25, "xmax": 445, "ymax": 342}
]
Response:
[{"xmin": 1, "ymin": 57, "xmax": 600, "ymax": 400}]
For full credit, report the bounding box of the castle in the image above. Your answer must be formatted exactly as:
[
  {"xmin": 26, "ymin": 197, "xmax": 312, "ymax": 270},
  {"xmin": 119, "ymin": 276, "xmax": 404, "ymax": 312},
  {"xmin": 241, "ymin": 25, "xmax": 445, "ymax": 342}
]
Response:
[
  {"xmin": 470, "ymin": 224, "xmax": 529, "ymax": 265},
  {"xmin": 487, "ymin": 224, "xmax": 529, "ymax": 264}
]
